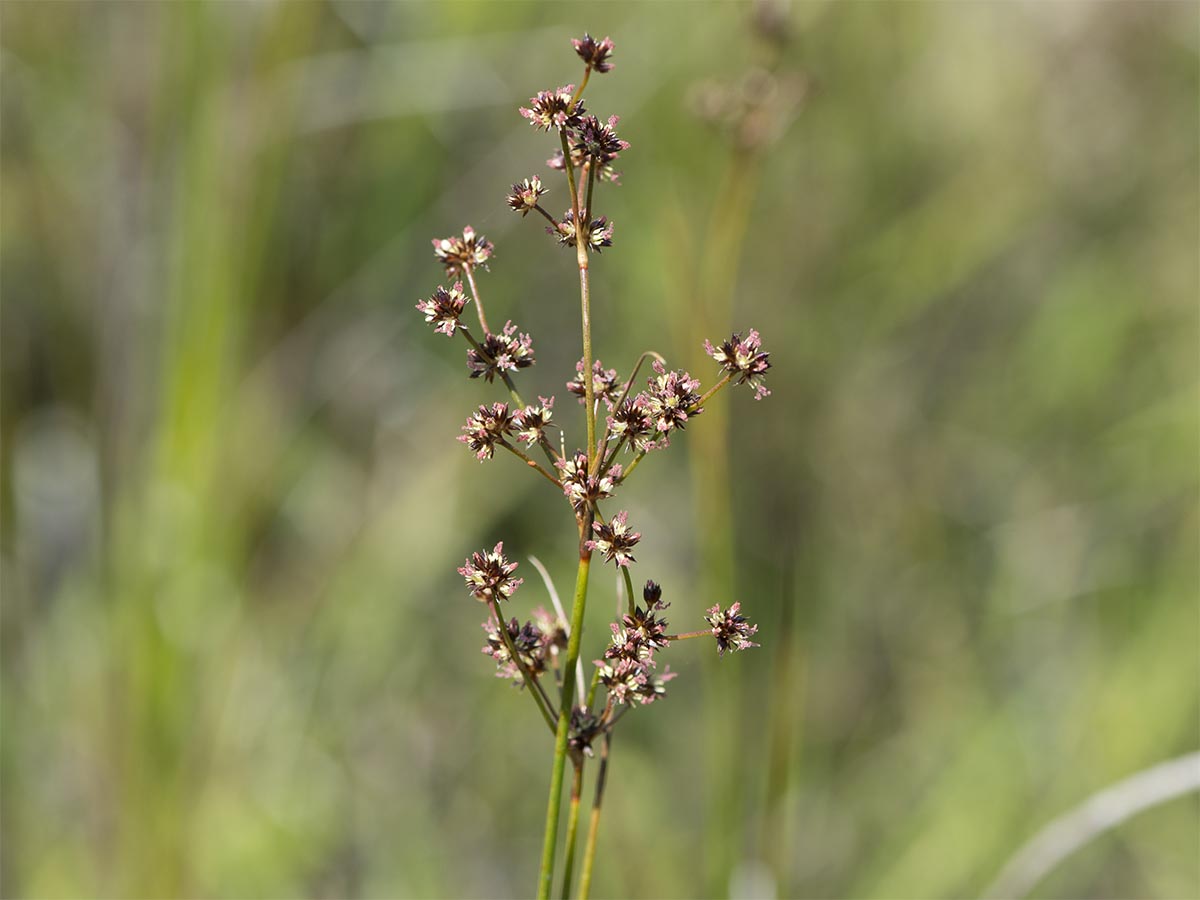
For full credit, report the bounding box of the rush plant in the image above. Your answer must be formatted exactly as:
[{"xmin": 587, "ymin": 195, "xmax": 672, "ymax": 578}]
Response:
[{"xmin": 415, "ymin": 33, "xmax": 769, "ymax": 899}]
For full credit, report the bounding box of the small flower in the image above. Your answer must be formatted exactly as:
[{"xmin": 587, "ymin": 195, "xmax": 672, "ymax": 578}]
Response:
[
  {"xmin": 568, "ymin": 706, "xmax": 603, "ymax": 758},
  {"xmin": 704, "ymin": 329, "xmax": 772, "ymax": 400},
  {"xmin": 645, "ymin": 360, "xmax": 703, "ymax": 433},
  {"xmin": 572, "ymin": 33, "xmax": 615, "ymax": 73},
  {"xmin": 595, "ymin": 657, "xmax": 646, "ymax": 705},
  {"xmin": 548, "ymin": 147, "xmax": 622, "ymax": 184},
  {"xmin": 415, "ymin": 283, "xmax": 469, "ymax": 337},
  {"xmin": 606, "ymin": 395, "xmax": 658, "ymax": 451},
  {"xmin": 482, "ymin": 615, "xmax": 547, "ymax": 681},
  {"xmin": 512, "ymin": 396, "xmax": 555, "ymax": 446},
  {"xmin": 506, "ymin": 177, "xmax": 546, "ymax": 216},
  {"xmin": 705, "ymin": 601, "xmax": 760, "ymax": 656},
  {"xmin": 457, "ymin": 402, "xmax": 515, "ymax": 461},
  {"xmin": 572, "ymin": 115, "xmax": 630, "ymax": 166},
  {"xmin": 567, "ymin": 358, "xmax": 622, "ymax": 407},
  {"xmin": 605, "ymin": 581, "xmax": 669, "ymax": 660},
  {"xmin": 520, "ymin": 86, "xmax": 586, "ymax": 132},
  {"xmin": 634, "ymin": 665, "xmax": 675, "ymax": 705},
  {"xmin": 550, "ymin": 211, "xmax": 615, "ymax": 253},
  {"xmin": 459, "ymin": 542, "xmax": 523, "ymax": 603},
  {"xmin": 555, "ymin": 451, "xmax": 621, "ymax": 513},
  {"xmin": 433, "ymin": 226, "xmax": 493, "ymax": 277},
  {"xmin": 467, "ymin": 321, "xmax": 536, "ymax": 382},
  {"xmin": 586, "ymin": 510, "xmax": 641, "ymax": 567}
]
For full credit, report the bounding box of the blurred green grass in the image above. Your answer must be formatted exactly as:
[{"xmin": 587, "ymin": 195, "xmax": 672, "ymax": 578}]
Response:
[{"xmin": 2, "ymin": 2, "xmax": 1197, "ymax": 898}]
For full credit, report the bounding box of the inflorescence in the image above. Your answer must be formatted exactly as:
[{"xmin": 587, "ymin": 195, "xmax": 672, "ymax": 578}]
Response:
[{"xmin": 412, "ymin": 31, "xmax": 771, "ymax": 896}]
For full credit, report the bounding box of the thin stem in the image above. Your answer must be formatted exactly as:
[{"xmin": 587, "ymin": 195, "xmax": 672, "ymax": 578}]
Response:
[
  {"xmin": 498, "ymin": 439, "xmax": 563, "ymax": 490},
  {"xmin": 621, "ymin": 448, "xmax": 649, "ymax": 480},
  {"xmin": 560, "ymin": 761, "xmax": 585, "ymax": 899},
  {"xmin": 578, "ymin": 262, "xmax": 595, "ymax": 465},
  {"xmin": 594, "ymin": 349, "xmax": 665, "ymax": 476},
  {"xmin": 567, "ymin": 66, "xmax": 592, "ymax": 111},
  {"xmin": 620, "ymin": 566, "xmax": 635, "ymax": 617},
  {"xmin": 584, "ymin": 160, "xmax": 597, "ymax": 224},
  {"xmin": 665, "ymin": 629, "xmax": 711, "ymax": 642},
  {"xmin": 537, "ymin": 549, "xmax": 592, "ymax": 899},
  {"xmin": 586, "ymin": 665, "xmax": 602, "ymax": 710},
  {"xmin": 458, "ymin": 328, "xmax": 526, "ymax": 408},
  {"xmin": 532, "ymin": 204, "xmax": 560, "ymax": 230},
  {"xmin": 488, "ymin": 598, "xmax": 558, "ymax": 734},
  {"xmin": 463, "ymin": 267, "xmax": 490, "ymax": 335},
  {"xmin": 696, "ymin": 372, "xmax": 733, "ymax": 409},
  {"xmin": 577, "ymin": 732, "xmax": 612, "ymax": 900}
]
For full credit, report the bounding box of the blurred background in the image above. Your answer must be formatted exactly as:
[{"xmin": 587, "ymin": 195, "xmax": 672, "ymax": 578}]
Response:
[{"xmin": 2, "ymin": 1, "xmax": 1197, "ymax": 897}]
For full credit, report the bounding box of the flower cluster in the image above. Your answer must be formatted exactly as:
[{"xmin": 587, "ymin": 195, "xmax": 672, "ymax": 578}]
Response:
[
  {"xmin": 459, "ymin": 543, "xmax": 523, "ymax": 603},
  {"xmin": 520, "ymin": 85, "xmax": 586, "ymax": 132},
  {"xmin": 586, "ymin": 510, "xmax": 641, "ymax": 567},
  {"xmin": 416, "ymin": 283, "xmax": 469, "ymax": 337},
  {"xmin": 705, "ymin": 329, "xmax": 772, "ymax": 400},
  {"xmin": 644, "ymin": 361, "xmax": 703, "ymax": 433},
  {"xmin": 605, "ymin": 396, "xmax": 660, "ymax": 452},
  {"xmin": 482, "ymin": 608, "xmax": 567, "ymax": 682},
  {"xmin": 513, "ymin": 397, "xmax": 555, "ymax": 446},
  {"xmin": 552, "ymin": 211, "xmax": 614, "ymax": 253},
  {"xmin": 572, "ymin": 115, "xmax": 629, "ymax": 167},
  {"xmin": 572, "ymin": 33, "xmax": 615, "ymax": 73},
  {"xmin": 567, "ymin": 358, "xmax": 623, "ymax": 406},
  {"xmin": 555, "ymin": 451, "xmax": 621, "ymax": 512},
  {"xmin": 705, "ymin": 601, "xmax": 760, "ymax": 656},
  {"xmin": 458, "ymin": 402, "xmax": 514, "ymax": 461},
  {"xmin": 506, "ymin": 177, "xmax": 546, "ymax": 216},
  {"xmin": 466, "ymin": 321, "xmax": 535, "ymax": 382},
  {"xmin": 595, "ymin": 581, "xmax": 677, "ymax": 706},
  {"xmin": 433, "ymin": 226, "xmax": 493, "ymax": 277}
]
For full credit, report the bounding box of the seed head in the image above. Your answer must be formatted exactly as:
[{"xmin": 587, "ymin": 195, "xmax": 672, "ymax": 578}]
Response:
[
  {"xmin": 482, "ymin": 615, "xmax": 546, "ymax": 681},
  {"xmin": 606, "ymin": 395, "xmax": 659, "ymax": 452},
  {"xmin": 587, "ymin": 510, "xmax": 641, "ymax": 568},
  {"xmin": 704, "ymin": 329, "xmax": 772, "ymax": 400},
  {"xmin": 467, "ymin": 321, "xmax": 535, "ymax": 382},
  {"xmin": 459, "ymin": 542, "xmax": 523, "ymax": 603},
  {"xmin": 433, "ymin": 226, "xmax": 493, "ymax": 277},
  {"xmin": 704, "ymin": 601, "xmax": 760, "ymax": 656},
  {"xmin": 551, "ymin": 211, "xmax": 615, "ymax": 253},
  {"xmin": 572, "ymin": 34, "xmax": 615, "ymax": 73}
]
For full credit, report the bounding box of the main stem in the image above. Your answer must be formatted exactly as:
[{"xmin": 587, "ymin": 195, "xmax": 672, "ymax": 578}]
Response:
[
  {"xmin": 577, "ymin": 732, "xmax": 612, "ymax": 900},
  {"xmin": 559, "ymin": 760, "xmax": 585, "ymax": 898},
  {"xmin": 537, "ymin": 548, "xmax": 592, "ymax": 899}
]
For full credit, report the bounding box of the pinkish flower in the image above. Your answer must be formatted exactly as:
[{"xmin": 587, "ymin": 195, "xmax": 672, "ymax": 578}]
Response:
[
  {"xmin": 416, "ymin": 283, "xmax": 469, "ymax": 337},
  {"xmin": 704, "ymin": 601, "xmax": 760, "ymax": 656},
  {"xmin": 459, "ymin": 542, "xmax": 523, "ymax": 603},
  {"xmin": 704, "ymin": 329, "xmax": 772, "ymax": 400},
  {"xmin": 586, "ymin": 510, "xmax": 641, "ymax": 567},
  {"xmin": 433, "ymin": 226, "xmax": 493, "ymax": 277}
]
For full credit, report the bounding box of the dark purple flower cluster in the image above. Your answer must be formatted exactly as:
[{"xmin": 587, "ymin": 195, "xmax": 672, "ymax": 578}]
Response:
[
  {"xmin": 459, "ymin": 542, "xmax": 523, "ymax": 603},
  {"xmin": 704, "ymin": 329, "xmax": 772, "ymax": 400},
  {"xmin": 555, "ymin": 451, "xmax": 621, "ymax": 512},
  {"xmin": 595, "ymin": 581, "xmax": 676, "ymax": 706},
  {"xmin": 467, "ymin": 321, "xmax": 535, "ymax": 382},
  {"xmin": 567, "ymin": 358, "xmax": 623, "ymax": 407},
  {"xmin": 705, "ymin": 601, "xmax": 760, "ymax": 656},
  {"xmin": 605, "ymin": 396, "xmax": 661, "ymax": 453},
  {"xmin": 548, "ymin": 147, "xmax": 621, "ymax": 185},
  {"xmin": 572, "ymin": 33, "xmax": 615, "ymax": 73},
  {"xmin": 416, "ymin": 283, "xmax": 469, "ymax": 337},
  {"xmin": 586, "ymin": 510, "xmax": 641, "ymax": 567},
  {"xmin": 568, "ymin": 706, "xmax": 603, "ymax": 757},
  {"xmin": 458, "ymin": 402, "xmax": 514, "ymax": 461},
  {"xmin": 433, "ymin": 226, "xmax": 493, "ymax": 277},
  {"xmin": 572, "ymin": 115, "xmax": 629, "ymax": 167},
  {"xmin": 482, "ymin": 607, "xmax": 567, "ymax": 682}
]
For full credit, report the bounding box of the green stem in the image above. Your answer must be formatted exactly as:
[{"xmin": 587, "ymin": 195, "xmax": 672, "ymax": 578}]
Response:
[
  {"xmin": 665, "ymin": 629, "xmax": 711, "ymax": 642},
  {"xmin": 696, "ymin": 372, "xmax": 733, "ymax": 409},
  {"xmin": 537, "ymin": 550, "xmax": 592, "ymax": 899},
  {"xmin": 621, "ymin": 566, "xmax": 636, "ymax": 617},
  {"xmin": 489, "ymin": 598, "xmax": 558, "ymax": 734},
  {"xmin": 577, "ymin": 732, "xmax": 612, "ymax": 900},
  {"xmin": 560, "ymin": 760, "xmax": 585, "ymax": 898},
  {"xmin": 568, "ymin": 66, "xmax": 592, "ymax": 111}
]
